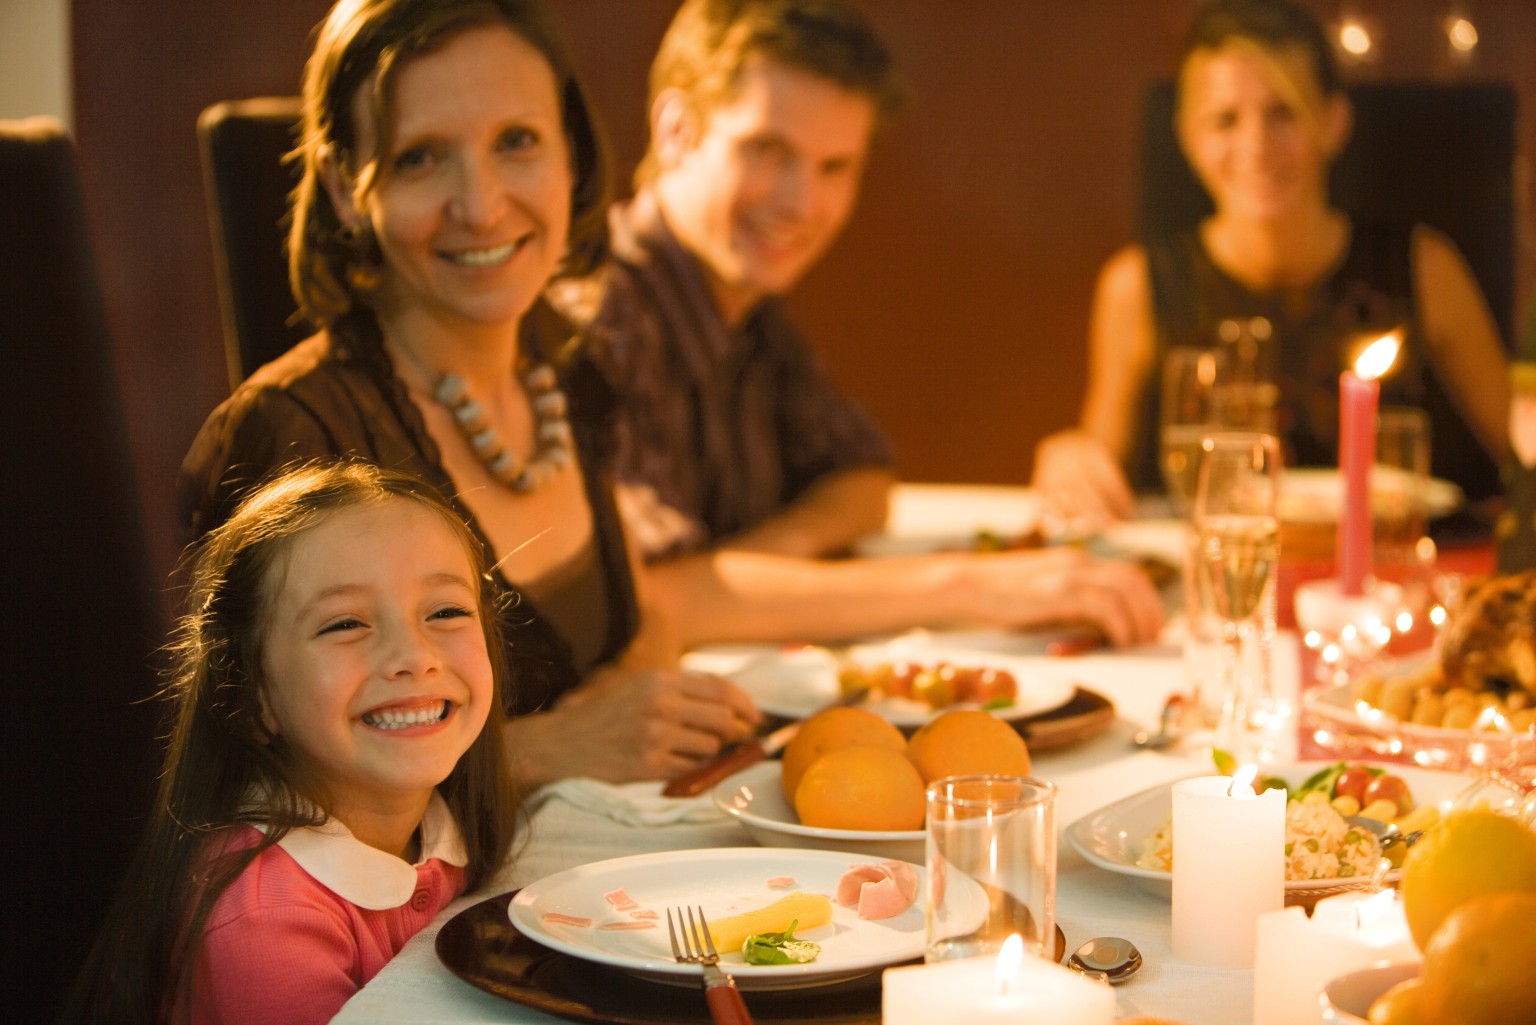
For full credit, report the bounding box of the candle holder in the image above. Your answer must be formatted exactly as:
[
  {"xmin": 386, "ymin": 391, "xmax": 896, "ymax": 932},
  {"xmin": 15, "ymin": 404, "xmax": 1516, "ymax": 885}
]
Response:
[{"xmin": 1294, "ymin": 576, "xmax": 1405, "ymax": 686}]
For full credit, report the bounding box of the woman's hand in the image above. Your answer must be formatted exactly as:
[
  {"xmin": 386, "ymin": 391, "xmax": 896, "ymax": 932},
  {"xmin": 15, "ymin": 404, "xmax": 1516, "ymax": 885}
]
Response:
[
  {"xmin": 504, "ymin": 666, "xmax": 761, "ymax": 787},
  {"xmin": 952, "ymin": 545, "xmax": 1165, "ymax": 648},
  {"xmin": 1032, "ymin": 429, "xmax": 1136, "ymax": 529}
]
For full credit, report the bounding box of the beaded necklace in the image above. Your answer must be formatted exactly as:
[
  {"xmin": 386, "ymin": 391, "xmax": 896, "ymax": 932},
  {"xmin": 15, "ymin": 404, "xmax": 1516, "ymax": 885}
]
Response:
[{"xmin": 395, "ymin": 342, "xmax": 573, "ymax": 493}]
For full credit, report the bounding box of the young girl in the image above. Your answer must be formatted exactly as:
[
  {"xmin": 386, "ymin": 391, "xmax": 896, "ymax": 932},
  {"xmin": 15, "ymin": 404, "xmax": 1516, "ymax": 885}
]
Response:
[{"xmin": 63, "ymin": 461, "xmax": 520, "ymax": 1024}]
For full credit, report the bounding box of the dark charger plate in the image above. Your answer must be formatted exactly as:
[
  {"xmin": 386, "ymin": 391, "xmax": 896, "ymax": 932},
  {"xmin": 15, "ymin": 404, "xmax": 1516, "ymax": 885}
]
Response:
[
  {"xmin": 436, "ymin": 891, "xmax": 889, "ymax": 1024},
  {"xmin": 437, "ymin": 891, "xmax": 1068, "ymax": 1025}
]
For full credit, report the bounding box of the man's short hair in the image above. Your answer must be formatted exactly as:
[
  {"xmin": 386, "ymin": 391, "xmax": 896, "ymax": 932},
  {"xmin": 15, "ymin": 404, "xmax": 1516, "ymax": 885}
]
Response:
[{"xmin": 635, "ymin": 0, "xmax": 901, "ymax": 188}]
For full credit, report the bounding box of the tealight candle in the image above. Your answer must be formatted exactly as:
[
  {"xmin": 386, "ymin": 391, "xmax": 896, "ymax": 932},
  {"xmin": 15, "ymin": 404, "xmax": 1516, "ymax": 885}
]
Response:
[
  {"xmin": 1170, "ymin": 766, "xmax": 1285, "ymax": 968},
  {"xmin": 1337, "ymin": 332, "xmax": 1401, "ymax": 594},
  {"xmin": 882, "ymin": 934, "xmax": 1115, "ymax": 1025},
  {"xmin": 1253, "ymin": 889, "xmax": 1420, "ymax": 1025}
]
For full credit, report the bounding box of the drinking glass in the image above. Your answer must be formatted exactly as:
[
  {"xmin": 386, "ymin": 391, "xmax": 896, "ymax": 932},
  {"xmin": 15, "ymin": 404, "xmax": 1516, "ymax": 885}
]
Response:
[
  {"xmin": 924, "ymin": 775, "xmax": 1056, "ymax": 963},
  {"xmin": 1190, "ymin": 432, "xmax": 1286, "ymax": 761},
  {"xmin": 1161, "ymin": 346, "xmax": 1227, "ymax": 516}
]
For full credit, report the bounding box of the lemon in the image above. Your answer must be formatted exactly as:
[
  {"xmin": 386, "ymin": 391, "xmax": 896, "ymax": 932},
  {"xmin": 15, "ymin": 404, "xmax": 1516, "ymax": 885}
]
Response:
[
  {"xmin": 1417, "ymin": 891, "xmax": 1536, "ymax": 1025},
  {"xmin": 1398, "ymin": 808, "xmax": 1536, "ymax": 949}
]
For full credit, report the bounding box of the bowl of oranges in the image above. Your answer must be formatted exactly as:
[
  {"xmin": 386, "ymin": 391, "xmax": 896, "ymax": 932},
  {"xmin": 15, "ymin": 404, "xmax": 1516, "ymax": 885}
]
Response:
[{"xmin": 713, "ymin": 705, "xmax": 1035, "ymax": 860}]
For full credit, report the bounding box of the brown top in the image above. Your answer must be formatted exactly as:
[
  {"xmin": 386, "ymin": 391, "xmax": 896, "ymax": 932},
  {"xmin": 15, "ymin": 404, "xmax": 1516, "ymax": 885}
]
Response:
[
  {"xmin": 565, "ymin": 190, "xmax": 894, "ymax": 558},
  {"xmin": 176, "ymin": 312, "xmax": 639, "ymax": 715}
]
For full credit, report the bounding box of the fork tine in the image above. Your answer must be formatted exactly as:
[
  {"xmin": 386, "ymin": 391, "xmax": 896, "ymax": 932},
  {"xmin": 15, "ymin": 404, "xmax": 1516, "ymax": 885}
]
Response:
[
  {"xmin": 666, "ymin": 907, "xmax": 685, "ymax": 961},
  {"xmin": 696, "ymin": 907, "xmax": 721, "ymax": 958},
  {"xmin": 685, "ymin": 905, "xmax": 702, "ymax": 959}
]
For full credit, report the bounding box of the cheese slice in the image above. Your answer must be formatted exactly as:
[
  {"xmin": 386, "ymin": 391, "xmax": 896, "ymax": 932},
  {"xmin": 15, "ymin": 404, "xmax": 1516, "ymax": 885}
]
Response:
[{"xmin": 702, "ymin": 891, "xmax": 833, "ymax": 955}]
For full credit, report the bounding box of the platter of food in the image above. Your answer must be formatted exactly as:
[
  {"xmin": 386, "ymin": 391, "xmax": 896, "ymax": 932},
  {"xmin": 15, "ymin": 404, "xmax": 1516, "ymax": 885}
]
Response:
[
  {"xmin": 507, "ymin": 848, "xmax": 927, "ymax": 990},
  {"xmin": 1065, "ymin": 761, "xmax": 1463, "ymax": 908},
  {"xmin": 714, "ymin": 762, "xmax": 925, "ymax": 863},
  {"xmin": 1306, "ymin": 571, "xmax": 1535, "ymax": 768},
  {"xmin": 1277, "ymin": 468, "xmax": 1464, "ymax": 523},
  {"xmin": 680, "ymin": 642, "xmax": 1075, "ymax": 728}
]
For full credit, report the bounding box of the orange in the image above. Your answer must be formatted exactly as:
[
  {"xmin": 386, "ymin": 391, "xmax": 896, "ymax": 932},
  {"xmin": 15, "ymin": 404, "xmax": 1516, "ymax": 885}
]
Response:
[
  {"xmin": 792, "ymin": 745, "xmax": 926, "ymax": 831},
  {"xmin": 1398, "ymin": 808, "xmax": 1536, "ymax": 949},
  {"xmin": 1417, "ymin": 891, "xmax": 1536, "ymax": 1025},
  {"xmin": 780, "ymin": 705, "xmax": 905, "ymax": 800},
  {"xmin": 1366, "ymin": 978, "xmax": 1425, "ymax": 1025},
  {"xmin": 904, "ymin": 708, "xmax": 1031, "ymax": 784}
]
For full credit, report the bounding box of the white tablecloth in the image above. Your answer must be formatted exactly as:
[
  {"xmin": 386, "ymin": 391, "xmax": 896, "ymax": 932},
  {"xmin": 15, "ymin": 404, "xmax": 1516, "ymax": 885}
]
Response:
[{"xmin": 333, "ymin": 630, "xmax": 1309, "ymax": 1025}]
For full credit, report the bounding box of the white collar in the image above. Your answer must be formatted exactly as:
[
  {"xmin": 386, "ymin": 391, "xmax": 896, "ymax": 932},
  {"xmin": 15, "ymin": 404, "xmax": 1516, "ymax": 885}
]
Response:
[{"xmin": 266, "ymin": 791, "xmax": 468, "ymax": 911}]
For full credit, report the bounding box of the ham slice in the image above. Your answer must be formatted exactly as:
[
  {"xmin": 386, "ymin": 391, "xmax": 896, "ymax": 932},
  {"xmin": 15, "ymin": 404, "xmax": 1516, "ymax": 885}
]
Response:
[
  {"xmin": 599, "ymin": 920, "xmax": 658, "ymax": 930},
  {"xmin": 834, "ymin": 861, "xmax": 919, "ymax": 920},
  {"xmin": 540, "ymin": 912, "xmax": 593, "ymax": 928},
  {"xmin": 604, "ymin": 888, "xmax": 639, "ymax": 911},
  {"xmin": 765, "ymin": 876, "xmax": 797, "ymax": 889}
]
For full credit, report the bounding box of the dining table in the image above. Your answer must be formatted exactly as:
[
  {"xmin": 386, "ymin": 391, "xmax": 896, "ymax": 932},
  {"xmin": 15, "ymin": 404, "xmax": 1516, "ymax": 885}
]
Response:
[{"xmin": 329, "ymin": 483, "xmax": 1481, "ymax": 1025}]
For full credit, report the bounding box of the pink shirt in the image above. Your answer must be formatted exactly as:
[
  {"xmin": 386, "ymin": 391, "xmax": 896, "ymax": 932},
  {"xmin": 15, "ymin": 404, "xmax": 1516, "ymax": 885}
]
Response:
[{"xmin": 184, "ymin": 793, "xmax": 468, "ymax": 1025}]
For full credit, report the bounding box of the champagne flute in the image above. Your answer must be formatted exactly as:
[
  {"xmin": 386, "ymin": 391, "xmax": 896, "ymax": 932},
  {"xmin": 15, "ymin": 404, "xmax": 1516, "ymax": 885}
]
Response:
[
  {"xmin": 1191, "ymin": 432, "xmax": 1284, "ymax": 761},
  {"xmin": 1160, "ymin": 347, "xmax": 1227, "ymax": 516}
]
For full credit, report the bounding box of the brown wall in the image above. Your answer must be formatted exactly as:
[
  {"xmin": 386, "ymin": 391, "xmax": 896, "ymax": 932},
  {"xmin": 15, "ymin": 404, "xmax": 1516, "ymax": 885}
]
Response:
[{"xmin": 70, "ymin": 0, "xmax": 1536, "ymax": 607}]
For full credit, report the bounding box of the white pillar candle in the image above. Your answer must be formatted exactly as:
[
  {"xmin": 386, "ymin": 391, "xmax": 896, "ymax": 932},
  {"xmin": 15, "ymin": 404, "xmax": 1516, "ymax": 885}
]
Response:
[
  {"xmin": 882, "ymin": 936, "xmax": 1116, "ymax": 1025},
  {"xmin": 1170, "ymin": 770, "xmax": 1286, "ymax": 968},
  {"xmin": 1253, "ymin": 889, "xmax": 1420, "ymax": 1025}
]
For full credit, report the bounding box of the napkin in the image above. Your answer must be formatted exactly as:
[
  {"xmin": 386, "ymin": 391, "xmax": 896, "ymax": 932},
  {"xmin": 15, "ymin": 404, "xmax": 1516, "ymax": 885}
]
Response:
[{"xmin": 529, "ymin": 777, "xmax": 729, "ymax": 827}]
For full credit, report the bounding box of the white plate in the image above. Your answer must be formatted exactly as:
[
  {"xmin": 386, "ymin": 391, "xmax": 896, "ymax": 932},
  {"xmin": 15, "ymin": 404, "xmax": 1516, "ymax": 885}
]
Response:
[
  {"xmin": 1065, "ymin": 761, "xmax": 1466, "ymax": 903},
  {"xmin": 1278, "ymin": 468, "xmax": 1463, "ymax": 522},
  {"xmin": 713, "ymin": 762, "xmax": 925, "ymax": 863},
  {"xmin": 681, "ymin": 642, "xmax": 1075, "ymax": 728},
  {"xmin": 508, "ymin": 848, "xmax": 926, "ymax": 990}
]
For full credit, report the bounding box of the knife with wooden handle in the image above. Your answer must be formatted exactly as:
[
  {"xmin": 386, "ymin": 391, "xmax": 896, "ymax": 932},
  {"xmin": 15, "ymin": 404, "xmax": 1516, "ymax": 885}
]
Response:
[{"xmin": 661, "ymin": 688, "xmax": 869, "ymax": 798}]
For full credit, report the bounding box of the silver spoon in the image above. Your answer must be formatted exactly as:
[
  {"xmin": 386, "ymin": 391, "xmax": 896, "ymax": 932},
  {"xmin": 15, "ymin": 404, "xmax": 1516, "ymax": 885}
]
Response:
[
  {"xmin": 1067, "ymin": 935, "xmax": 1143, "ymax": 984},
  {"xmin": 1132, "ymin": 693, "xmax": 1188, "ymax": 749},
  {"xmin": 1346, "ymin": 815, "xmax": 1426, "ymax": 852}
]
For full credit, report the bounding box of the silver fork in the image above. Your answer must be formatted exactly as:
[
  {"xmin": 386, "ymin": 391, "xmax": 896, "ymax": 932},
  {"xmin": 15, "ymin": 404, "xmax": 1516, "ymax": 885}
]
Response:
[{"xmin": 666, "ymin": 905, "xmax": 754, "ymax": 1025}]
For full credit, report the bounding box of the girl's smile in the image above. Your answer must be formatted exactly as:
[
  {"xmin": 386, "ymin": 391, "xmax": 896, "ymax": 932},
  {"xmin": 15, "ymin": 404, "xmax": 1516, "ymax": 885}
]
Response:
[{"xmin": 259, "ymin": 498, "xmax": 494, "ymax": 816}]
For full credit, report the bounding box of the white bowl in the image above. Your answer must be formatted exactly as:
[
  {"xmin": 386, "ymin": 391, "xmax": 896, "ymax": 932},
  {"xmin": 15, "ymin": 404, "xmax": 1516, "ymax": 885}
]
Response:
[
  {"xmin": 1319, "ymin": 961, "xmax": 1421, "ymax": 1023},
  {"xmin": 712, "ymin": 761, "xmax": 925, "ymax": 863},
  {"xmin": 1064, "ymin": 761, "xmax": 1464, "ymax": 907}
]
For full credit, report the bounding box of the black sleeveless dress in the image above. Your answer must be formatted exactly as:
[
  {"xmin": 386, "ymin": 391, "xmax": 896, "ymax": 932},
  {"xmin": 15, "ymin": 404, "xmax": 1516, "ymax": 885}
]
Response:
[{"xmin": 1133, "ymin": 221, "xmax": 1499, "ymax": 500}]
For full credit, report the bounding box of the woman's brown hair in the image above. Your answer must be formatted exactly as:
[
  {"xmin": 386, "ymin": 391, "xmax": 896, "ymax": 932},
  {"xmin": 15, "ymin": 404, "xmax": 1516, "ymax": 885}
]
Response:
[{"xmin": 287, "ymin": 0, "xmax": 611, "ymax": 333}]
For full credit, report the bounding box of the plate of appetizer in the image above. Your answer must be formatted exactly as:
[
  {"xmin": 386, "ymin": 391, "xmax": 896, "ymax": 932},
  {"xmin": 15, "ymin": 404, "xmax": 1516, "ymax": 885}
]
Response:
[
  {"xmin": 713, "ymin": 762, "xmax": 925, "ymax": 863},
  {"xmin": 1065, "ymin": 760, "xmax": 1462, "ymax": 908},
  {"xmin": 681, "ymin": 641, "xmax": 1075, "ymax": 728},
  {"xmin": 508, "ymin": 848, "xmax": 929, "ymax": 990}
]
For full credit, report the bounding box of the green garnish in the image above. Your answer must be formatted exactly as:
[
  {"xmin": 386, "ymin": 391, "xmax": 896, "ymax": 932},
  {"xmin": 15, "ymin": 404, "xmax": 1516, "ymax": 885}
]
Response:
[{"xmin": 742, "ymin": 919, "xmax": 821, "ymax": 965}]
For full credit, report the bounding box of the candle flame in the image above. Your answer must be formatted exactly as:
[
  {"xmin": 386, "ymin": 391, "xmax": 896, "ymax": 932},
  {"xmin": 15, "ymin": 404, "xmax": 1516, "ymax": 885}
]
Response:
[
  {"xmin": 994, "ymin": 933, "xmax": 1024, "ymax": 995},
  {"xmin": 1352, "ymin": 332, "xmax": 1400, "ymax": 381},
  {"xmin": 1355, "ymin": 887, "xmax": 1397, "ymax": 931},
  {"xmin": 1227, "ymin": 764, "xmax": 1259, "ymax": 796}
]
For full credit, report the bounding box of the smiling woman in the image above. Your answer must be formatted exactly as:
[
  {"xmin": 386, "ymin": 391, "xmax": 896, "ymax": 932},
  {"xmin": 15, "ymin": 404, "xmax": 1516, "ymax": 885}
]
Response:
[
  {"xmin": 177, "ymin": 0, "xmax": 764, "ymax": 793},
  {"xmin": 1031, "ymin": 0, "xmax": 1512, "ymax": 523}
]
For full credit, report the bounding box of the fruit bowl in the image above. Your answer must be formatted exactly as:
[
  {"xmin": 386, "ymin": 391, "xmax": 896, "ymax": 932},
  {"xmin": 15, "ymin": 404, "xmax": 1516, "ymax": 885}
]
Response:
[
  {"xmin": 1319, "ymin": 961, "xmax": 1421, "ymax": 1023},
  {"xmin": 713, "ymin": 761, "xmax": 924, "ymax": 862}
]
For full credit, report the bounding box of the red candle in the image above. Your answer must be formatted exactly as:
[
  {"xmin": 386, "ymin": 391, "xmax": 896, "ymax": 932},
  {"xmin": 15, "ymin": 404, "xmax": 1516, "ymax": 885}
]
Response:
[{"xmin": 1337, "ymin": 333, "xmax": 1401, "ymax": 595}]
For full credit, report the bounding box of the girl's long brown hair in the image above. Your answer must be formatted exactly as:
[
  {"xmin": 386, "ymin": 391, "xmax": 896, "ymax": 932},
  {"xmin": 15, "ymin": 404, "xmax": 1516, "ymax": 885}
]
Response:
[{"xmin": 60, "ymin": 460, "xmax": 521, "ymax": 1024}]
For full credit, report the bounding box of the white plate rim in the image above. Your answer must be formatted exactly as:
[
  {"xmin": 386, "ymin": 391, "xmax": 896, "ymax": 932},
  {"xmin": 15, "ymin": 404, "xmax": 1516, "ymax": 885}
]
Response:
[
  {"xmin": 508, "ymin": 847, "xmax": 926, "ymax": 988},
  {"xmin": 1064, "ymin": 760, "xmax": 1465, "ymax": 895},
  {"xmin": 1278, "ymin": 467, "xmax": 1463, "ymax": 521},
  {"xmin": 682, "ymin": 642, "xmax": 1076, "ymax": 727}
]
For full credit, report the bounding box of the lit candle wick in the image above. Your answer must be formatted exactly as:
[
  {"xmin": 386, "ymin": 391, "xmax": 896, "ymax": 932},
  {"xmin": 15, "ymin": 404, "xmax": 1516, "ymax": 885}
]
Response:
[
  {"xmin": 994, "ymin": 933, "xmax": 1024, "ymax": 996},
  {"xmin": 1227, "ymin": 764, "xmax": 1259, "ymax": 798},
  {"xmin": 1353, "ymin": 332, "xmax": 1401, "ymax": 380}
]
